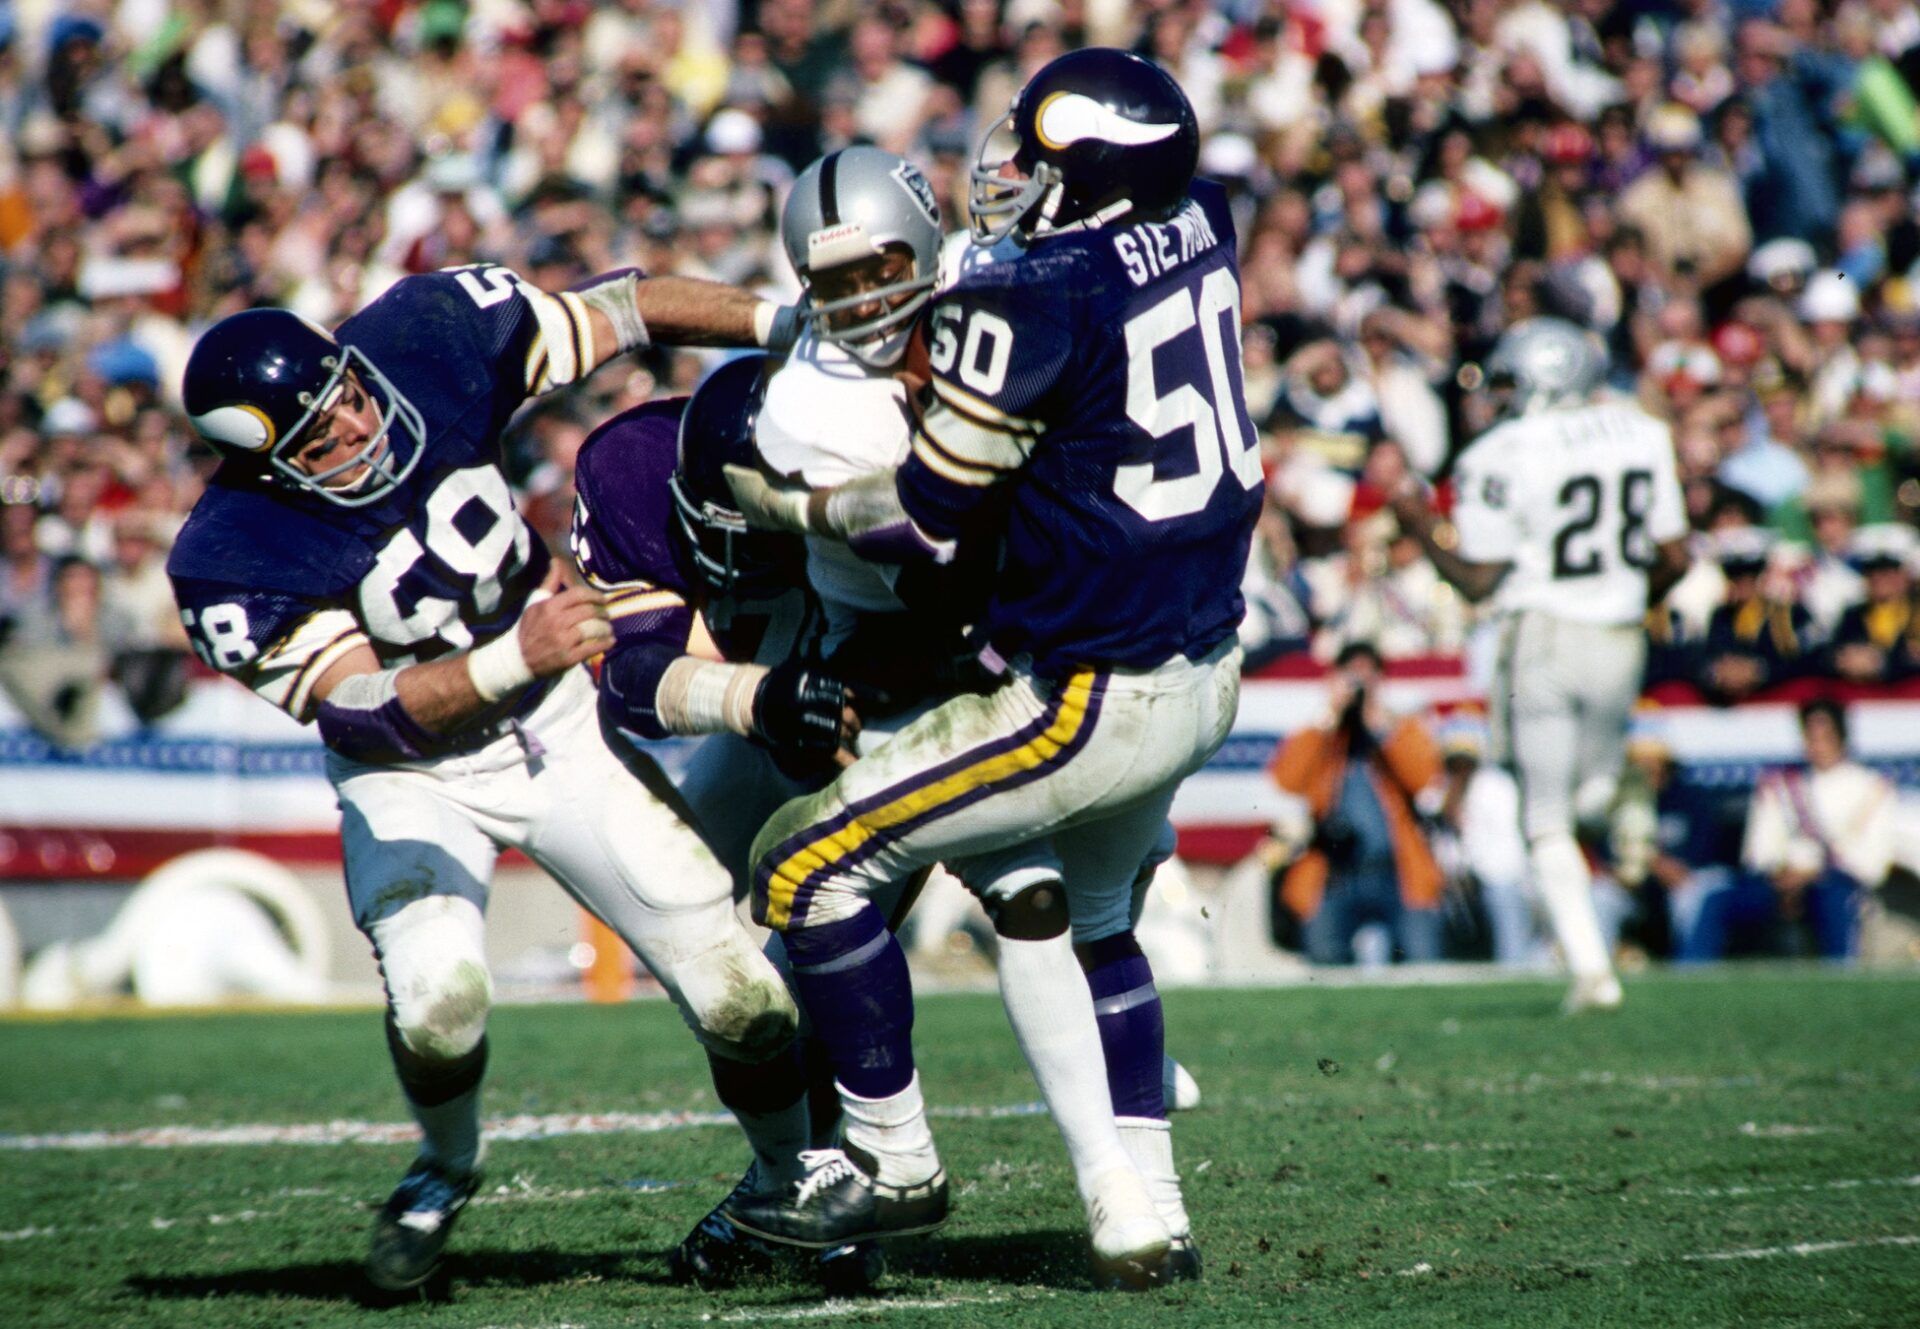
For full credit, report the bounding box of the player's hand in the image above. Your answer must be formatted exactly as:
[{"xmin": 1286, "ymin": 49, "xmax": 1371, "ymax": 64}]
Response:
[
  {"xmin": 518, "ymin": 563, "xmax": 611, "ymax": 676},
  {"xmin": 1386, "ymin": 473, "xmax": 1431, "ymax": 523},
  {"xmin": 724, "ymin": 464, "xmax": 814, "ymax": 534},
  {"xmin": 752, "ymin": 659, "xmax": 859, "ymax": 755}
]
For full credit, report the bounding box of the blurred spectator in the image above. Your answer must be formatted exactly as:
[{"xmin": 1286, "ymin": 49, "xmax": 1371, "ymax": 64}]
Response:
[
  {"xmin": 1782, "ymin": 471, "xmax": 1869, "ymax": 635},
  {"xmin": 1603, "ymin": 716, "xmax": 1742, "ymax": 963},
  {"xmin": 1329, "ymin": 509, "xmax": 1466, "ymax": 660},
  {"xmin": 1719, "ymin": 363, "xmax": 1810, "ymax": 509},
  {"xmin": 0, "ymin": 553, "xmax": 108, "ymax": 749},
  {"xmin": 99, "ymin": 510, "xmax": 190, "ymax": 726},
  {"xmin": 1616, "ymin": 104, "xmax": 1752, "ymax": 288},
  {"xmin": 1827, "ymin": 524, "xmax": 1920, "ymax": 685},
  {"xmin": 1266, "ymin": 642, "xmax": 1445, "ymax": 966},
  {"xmin": 1426, "ymin": 713, "xmax": 1536, "ymax": 967},
  {"xmin": 1239, "ymin": 497, "xmax": 1317, "ymax": 671},
  {"xmin": 1698, "ymin": 527, "xmax": 1813, "ymax": 704},
  {"xmin": 1733, "ymin": 20, "xmax": 1843, "ymax": 246},
  {"xmin": 1692, "ymin": 698, "xmax": 1896, "ymax": 960},
  {"xmin": 1267, "ymin": 338, "xmax": 1387, "ymax": 476}
]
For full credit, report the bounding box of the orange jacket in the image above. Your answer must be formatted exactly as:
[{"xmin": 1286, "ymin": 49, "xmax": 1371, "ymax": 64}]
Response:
[{"xmin": 1268, "ymin": 716, "xmax": 1444, "ymax": 920}]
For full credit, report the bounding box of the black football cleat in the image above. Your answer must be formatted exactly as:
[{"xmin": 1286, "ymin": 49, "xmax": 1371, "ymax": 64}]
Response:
[
  {"xmin": 366, "ymin": 1160, "xmax": 481, "ymax": 1292},
  {"xmin": 816, "ymin": 1240, "xmax": 888, "ymax": 1294},
  {"xmin": 722, "ymin": 1148, "xmax": 949, "ymax": 1249},
  {"xmin": 669, "ymin": 1167, "xmax": 785, "ymax": 1287},
  {"xmin": 1164, "ymin": 1234, "xmax": 1203, "ymax": 1282}
]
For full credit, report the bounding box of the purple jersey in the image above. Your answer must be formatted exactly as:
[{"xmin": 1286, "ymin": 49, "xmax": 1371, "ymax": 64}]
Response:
[
  {"xmin": 167, "ymin": 267, "xmax": 599, "ymax": 731},
  {"xmin": 570, "ymin": 398, "xmax": 698, "ymax": 658},
  {"xmin": 898, "ymin": 179, "xmax": 1261, "ymax": 677},
  {"xmin": 570, "ymin": 398, "xmax": 819, "ymax": 741}
]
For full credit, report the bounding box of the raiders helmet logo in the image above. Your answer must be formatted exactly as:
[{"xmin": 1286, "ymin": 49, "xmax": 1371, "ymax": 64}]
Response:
[{"xmin": 893, "ymin": 160, "xmax": 939, "ymax": 226}]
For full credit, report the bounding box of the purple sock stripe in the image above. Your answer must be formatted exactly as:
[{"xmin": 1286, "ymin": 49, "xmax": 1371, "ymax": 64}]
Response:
[{"xmin": 781, "ymin": 678, "xmax": 1106, "ymax": 927}]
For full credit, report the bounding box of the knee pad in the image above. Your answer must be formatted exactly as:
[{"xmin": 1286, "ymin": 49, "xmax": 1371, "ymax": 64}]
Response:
[
  {"xmin": 375, "ymin": 897, "xmax": 492, "ymax": 1063},
  {"xmin": 982, "ymin": 872, "xmax": 1069, "ymax": 942},
  {"xmin": 676, "ymin": 932, "xmax": 800, "ymax": 1064}
]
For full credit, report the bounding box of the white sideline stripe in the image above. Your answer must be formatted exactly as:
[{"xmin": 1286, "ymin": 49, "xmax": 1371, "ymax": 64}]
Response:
[{"xmin": 0, "ymin": 1102, "xmax": 1047, "ymax": 1152}]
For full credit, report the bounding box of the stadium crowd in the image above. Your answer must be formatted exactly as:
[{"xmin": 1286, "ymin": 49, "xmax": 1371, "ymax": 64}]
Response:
[{"xmin": 1, "ymin": 0, "xmax": 1917, "ymax": 961}]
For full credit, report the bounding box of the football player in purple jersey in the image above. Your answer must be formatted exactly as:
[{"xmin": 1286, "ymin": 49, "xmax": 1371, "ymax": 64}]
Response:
[{"xmin": 167, "ymin": 265, "xmax": 821, "ymax": 1294}]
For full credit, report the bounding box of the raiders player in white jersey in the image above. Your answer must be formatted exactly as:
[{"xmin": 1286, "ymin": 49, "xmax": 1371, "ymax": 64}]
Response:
[{"xmin": 1390, "ymin": 319, "xmax": 1690, "ymax": 1012}]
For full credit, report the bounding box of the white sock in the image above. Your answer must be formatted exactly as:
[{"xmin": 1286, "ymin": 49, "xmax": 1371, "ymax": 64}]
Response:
[
  {"xmin": 840, "ymin": 1073, "xmax": 941, "ymax": 1190},
  {"xmin": 412, "ymin": 1084, "xmax": 484, "ymax": 1177},
  {"xmin": 731, "ymin": 1096, "xmax": 813, "ymax": 1192},
  {"xmin": 1116, "ymin": 1116, "xmax": 1191, "ymax": 1238},
  {"xmin": 1531, "ymin": 832, "xmax": 1613, "ymax": 979},
  {"xmin": 996, "ymin": 931, "xmax": 1132, "ymax": 1200}
]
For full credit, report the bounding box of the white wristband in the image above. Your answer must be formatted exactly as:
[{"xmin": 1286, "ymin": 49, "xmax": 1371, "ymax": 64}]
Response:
[
  {"xmin": 468, "ymin": 628, "xmax": 535, "ymax": 703},
  {"xmin": 752, "ymin": 300, "xmax": 779, "ymax": 347}
]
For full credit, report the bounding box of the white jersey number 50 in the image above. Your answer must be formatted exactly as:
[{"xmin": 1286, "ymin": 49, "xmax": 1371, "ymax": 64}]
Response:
[{"xmin": 1115, "ymin": 266, "xmax": 1263, "ymax": 522}]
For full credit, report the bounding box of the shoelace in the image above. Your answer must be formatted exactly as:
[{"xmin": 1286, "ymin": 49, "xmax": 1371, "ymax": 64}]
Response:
[{"xmin": 792, "ymin": 1149, "xmax": 863, "ymax": 1208}]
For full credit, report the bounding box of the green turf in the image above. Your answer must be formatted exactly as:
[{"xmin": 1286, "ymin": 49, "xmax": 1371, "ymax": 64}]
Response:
[{"xmin": 3, "ymin": 971, "xmax": 1918, "ymax": 1327}]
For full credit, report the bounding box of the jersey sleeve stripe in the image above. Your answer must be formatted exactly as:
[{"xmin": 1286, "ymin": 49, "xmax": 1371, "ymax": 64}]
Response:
[
  {"xmin": 912, "ymin": 432, "xmax": 1001, "ymax": 487},
  {"xmin": 916, "ymin": 400, "xmax": 1031, "ymax": 474},
  {"xmin": 525, "ymin": 345, "xmax": 550, "ymax": 394},
  {"xmin": 287, "ymin": 627, "xmax": 370, "ymax": 719},
  {"xmin": 582, "ymin": 569, "xmax": 665, "ymax": 595},
  {"xmin": 931, "ymin": 377, "xmax": 1042, "ymax": 435},
  {"xmin": 559, "ymin": 291, "xmax": 592, "ymax": 374},
  {"xmin": 521, "ymin": 287, "xmax": 583, "ymax": 391},
  {"xmin": 917, "ymin": 418, "xmax": 1011, "ymax": 473},
  {"xmin": 606, "ymin": 588, "xmax": 687, "ymax": 619}
]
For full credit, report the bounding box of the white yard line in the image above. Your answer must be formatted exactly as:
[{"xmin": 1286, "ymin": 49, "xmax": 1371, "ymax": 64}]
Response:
[
  {"xmin": 1662, "ymin": 1174, "xmax": 1920, "ymax": 1199},
  {"xmin": 1396, "ymin": 1233, "xmax": 1920, "ymax": 1277},
  {"xmin": 0, "ymin": 1102, "xmax": 1046, "ymax": 1152},
  {"xmin": 1682, "ymin": 1235, "xmax": 1920, "ymax": 1262},
  {"xmin": 711, "ymin": 1295, "xmax": 1018, "ymax": 1323},
  {"xmin": 1450, "ymin": 1172, "xmax": 1920, "ymax": 1197}
]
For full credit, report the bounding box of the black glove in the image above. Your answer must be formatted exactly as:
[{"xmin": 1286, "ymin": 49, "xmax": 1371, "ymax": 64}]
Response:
[{"xmin": 751, "ymin": 659, "xmax": 849, "ymax": 751}]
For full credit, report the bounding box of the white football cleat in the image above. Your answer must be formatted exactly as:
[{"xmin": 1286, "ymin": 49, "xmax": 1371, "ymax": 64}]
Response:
[
  {"xmin": 1562, "ymin": 972, "xmax": 1623, "ymax": 1015},
  {"xmin": 1163, "ymin": 1056, "xmax": 1201, "ymax": 1112},
  {"xmin": 1085, "ymin": 1166, "xmax": 1173, "ymax": 1290}
]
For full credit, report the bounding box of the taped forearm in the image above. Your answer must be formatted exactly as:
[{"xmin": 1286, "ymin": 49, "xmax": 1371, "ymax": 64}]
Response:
[
  {"xmin": 572, "ymin": 268, "xmax": 650, "ymax": 355},
  {"xmin": 317, "ymin": 668, "xmax": 440, "ymax": 763},
  {"xmin": 656, "ymin": 656, "xmax": 768, "ymax": 737},
  {"xmin": 598, "ymin": 638, "xmax": 765, "ymax": 741}
]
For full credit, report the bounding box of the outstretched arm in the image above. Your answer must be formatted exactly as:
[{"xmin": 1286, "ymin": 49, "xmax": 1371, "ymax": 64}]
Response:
[
  {"xmin": 1388, "ymin": 477, "xmax": 1512, "ymax": 604},
  {"xmin": 543, "ymin": 269, "xmax": 801, "ymax": 376},
  {"xmin": 1647, "ymin": 536, "xmax": 1691, "ymax": 607}
]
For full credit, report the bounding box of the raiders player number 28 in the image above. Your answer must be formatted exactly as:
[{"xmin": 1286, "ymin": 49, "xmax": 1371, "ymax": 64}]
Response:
[{"xmin": 1391, "ymin": 317, "xmax": 1690, "ymax": 1013}]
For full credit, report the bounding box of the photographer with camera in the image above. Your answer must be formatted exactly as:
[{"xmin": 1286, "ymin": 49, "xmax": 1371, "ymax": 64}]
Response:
[{"xmin": 1264, "ymin": 642, "xmax": 1446, "ymax": 965}]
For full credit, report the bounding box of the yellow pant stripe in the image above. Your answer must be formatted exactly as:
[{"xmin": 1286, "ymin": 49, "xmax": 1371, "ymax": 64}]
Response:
[{"xmin": 761, "ymin": 671, "xmax": 1096, "ymax": 928}]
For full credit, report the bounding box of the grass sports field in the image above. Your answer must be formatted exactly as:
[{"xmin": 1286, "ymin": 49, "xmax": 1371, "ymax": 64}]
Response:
[{"xmin": 3, "ymin": 971, "xmax": 1916, "ymax": 1328}]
